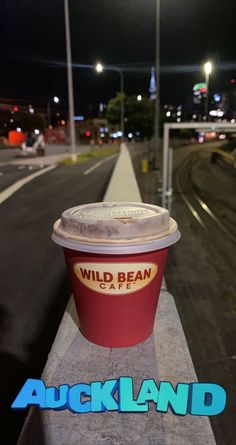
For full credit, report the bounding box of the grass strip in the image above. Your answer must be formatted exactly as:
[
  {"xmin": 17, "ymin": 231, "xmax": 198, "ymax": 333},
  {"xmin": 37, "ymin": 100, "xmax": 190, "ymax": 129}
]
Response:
[{"xmin": 59, "ymin": 145, "xmax": 120, "ymax": 165}]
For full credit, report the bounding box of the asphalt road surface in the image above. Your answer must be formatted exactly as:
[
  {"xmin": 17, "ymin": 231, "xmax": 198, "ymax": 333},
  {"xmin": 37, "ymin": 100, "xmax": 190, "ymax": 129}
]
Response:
[
  {"xmin": 0, "ymin": 164, "xmax": 46, "ymax": 192},
  {"xmin": 0, "ymin": 153, "xmax": 117, "ymax": 445}
]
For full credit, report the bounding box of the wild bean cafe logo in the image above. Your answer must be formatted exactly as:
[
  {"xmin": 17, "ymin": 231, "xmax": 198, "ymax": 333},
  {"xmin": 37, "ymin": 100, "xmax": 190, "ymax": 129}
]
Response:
[
  {"xmin": 73, "ymin": 262, "xmax": 158, "ymax": 294},
  {"xmin": 12, "ymin": 377, "xmax": 226, "ymax": 416}
]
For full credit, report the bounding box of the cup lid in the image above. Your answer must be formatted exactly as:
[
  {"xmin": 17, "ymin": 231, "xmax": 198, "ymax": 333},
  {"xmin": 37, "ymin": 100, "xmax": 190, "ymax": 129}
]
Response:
[{"xmin": 52, "ymin": 202, "xmax": 180, "ymax": 254}]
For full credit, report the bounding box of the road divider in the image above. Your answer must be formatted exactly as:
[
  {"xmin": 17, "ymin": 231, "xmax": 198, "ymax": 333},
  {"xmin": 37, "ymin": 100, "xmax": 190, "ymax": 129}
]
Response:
[{"xmin": 83, "ymin": 154, "xmax": 117, "ymax": 175}]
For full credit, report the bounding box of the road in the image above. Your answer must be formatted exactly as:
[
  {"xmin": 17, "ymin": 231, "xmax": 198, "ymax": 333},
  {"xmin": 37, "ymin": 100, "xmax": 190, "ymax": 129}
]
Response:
[{"xmin": 0, "ymin": 152, "xmax": 118, "ymax": 445}]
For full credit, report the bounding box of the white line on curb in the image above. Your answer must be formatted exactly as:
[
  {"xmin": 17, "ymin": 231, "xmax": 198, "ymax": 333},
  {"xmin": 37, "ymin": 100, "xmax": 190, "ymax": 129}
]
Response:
[
  {"xmin": 83, "ymin": 154, "xmax": 117, "ymax": 175},
  {"xmin": 0, "ymin": 164, "xmax": 57, "ymax": 205}
]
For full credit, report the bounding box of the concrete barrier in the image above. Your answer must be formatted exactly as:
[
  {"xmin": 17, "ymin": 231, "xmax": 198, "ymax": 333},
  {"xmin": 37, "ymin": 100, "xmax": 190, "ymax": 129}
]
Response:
[{"xmin": 18, "ymin": 143, "xmax": 216, "ymax": 445}]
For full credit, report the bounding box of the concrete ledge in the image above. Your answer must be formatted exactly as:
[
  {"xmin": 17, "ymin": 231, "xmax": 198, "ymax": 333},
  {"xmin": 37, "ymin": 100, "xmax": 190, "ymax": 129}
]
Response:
[
  {"xmin": 104, "ymin": 143, "xmax": 142, "ymax": 202},
  {"xmin": 18, "ymin": 143, "xmax": 216, "ymax": 445}
]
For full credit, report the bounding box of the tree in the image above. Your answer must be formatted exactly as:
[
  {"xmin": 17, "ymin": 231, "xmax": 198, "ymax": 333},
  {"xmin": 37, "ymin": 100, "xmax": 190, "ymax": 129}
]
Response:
[{"xmin": 107, "ymin": 94, "xmax": 155, "ymax": 138}]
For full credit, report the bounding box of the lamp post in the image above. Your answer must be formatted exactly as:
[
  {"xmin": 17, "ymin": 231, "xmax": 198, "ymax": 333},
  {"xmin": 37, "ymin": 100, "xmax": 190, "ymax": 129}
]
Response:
[
  {"xmin": 204, "ymin": 61, "xmax": 212, "ymax": 118},
  {"xmin": 64, "ymin": 0, "xmax": 77, "ymax": 161},
  {"xmin": 47, "ymin": 96, "xmax": 60, "ymax": 125},
  {"xmin": 154, "ymin": 0, "xmax": 160, "ymax": 167},
  {"xmin": 95, "ymin": 62, "xmax": 125, "ymax": 138}
]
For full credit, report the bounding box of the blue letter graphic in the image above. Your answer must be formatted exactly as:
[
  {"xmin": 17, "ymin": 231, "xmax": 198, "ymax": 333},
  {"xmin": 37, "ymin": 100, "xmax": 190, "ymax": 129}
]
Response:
[
  {"xmin": 188, "ymin": 383, "xmax": 226, "ymax": 416},
  {"xmin": 11, "ymin": 379, "xmax": 46, "ymax": 409},
  {"xmin": 91, "ymin": 379, "xmax": 118, "ymax": 412},
  {"xmin": 119, "ymin": 377, "xmax": 148, "ymax": 412},
  {"xmin": 68, "ymin": 384, "xmax": 91, "ymax": 413},
  {"xmin": 157, "ymin": 382, "xmax": 189, "ymax": 415},
  {"xmin": 45, "ymin": 385, "xmax": 69, "ymax": 410}
]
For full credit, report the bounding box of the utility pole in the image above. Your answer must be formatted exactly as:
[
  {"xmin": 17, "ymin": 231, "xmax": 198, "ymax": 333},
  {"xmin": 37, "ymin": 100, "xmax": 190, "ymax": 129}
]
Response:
[
  {"xmin": 64, "ymin": 0, "xmax": 77, "ymax": 161},
  {"xmin": 154, "ymin": 0, "xmax": 160, "ymax": 168}
]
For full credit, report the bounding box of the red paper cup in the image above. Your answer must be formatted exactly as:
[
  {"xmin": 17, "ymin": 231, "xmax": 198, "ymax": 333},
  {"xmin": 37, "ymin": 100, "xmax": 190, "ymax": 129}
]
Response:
[{"xmin": 52, "ymin": 202, "xmax": 180, "ymax": 347}]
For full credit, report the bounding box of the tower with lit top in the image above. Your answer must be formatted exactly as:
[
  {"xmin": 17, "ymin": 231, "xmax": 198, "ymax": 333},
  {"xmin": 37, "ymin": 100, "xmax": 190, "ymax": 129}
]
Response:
[{"xmin": 149, "ymin": 66, "xmax": 156, "ymax": 100}]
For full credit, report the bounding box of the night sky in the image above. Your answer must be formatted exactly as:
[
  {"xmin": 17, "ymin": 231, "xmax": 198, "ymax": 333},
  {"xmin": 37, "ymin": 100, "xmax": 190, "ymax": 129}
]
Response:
[{"xmin": 1, "ymin": 0, "xmax": 236, "ymax": 116}]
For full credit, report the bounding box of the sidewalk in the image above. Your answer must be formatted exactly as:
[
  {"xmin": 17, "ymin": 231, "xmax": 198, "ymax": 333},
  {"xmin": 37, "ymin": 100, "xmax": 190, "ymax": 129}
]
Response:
[{"xmin": 18, "ymin": 143, "xmax": 216, "ymax": 445}]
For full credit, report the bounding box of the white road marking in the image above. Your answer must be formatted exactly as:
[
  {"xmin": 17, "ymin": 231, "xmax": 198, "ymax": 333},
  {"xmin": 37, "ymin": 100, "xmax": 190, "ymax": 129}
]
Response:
[
  {"xmin": 83, "ymin": 154, "xmax": 117, "ymax": 175},
  {"xmin": 0, "ymin": 164, "xmax": 57, "ymax": 205}
]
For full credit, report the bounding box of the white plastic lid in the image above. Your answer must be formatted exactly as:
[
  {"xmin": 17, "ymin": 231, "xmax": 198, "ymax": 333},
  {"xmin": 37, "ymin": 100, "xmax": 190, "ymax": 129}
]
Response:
[{"xmin": 52, "ymin": 202, "xmax": 180, "ymax": 254}]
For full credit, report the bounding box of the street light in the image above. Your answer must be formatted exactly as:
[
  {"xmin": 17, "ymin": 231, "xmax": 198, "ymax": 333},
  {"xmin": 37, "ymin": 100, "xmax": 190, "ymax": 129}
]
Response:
[
  {"xmin": 47, "ymin": 96, "xmax": 60, "ymax": 125},
  {"xmin": 204, "ymin": 61, "xmax": 213, "ymax": 118},
  {"xmin": 137, "ymin": 94, "xmax": 142, "ymax": 101},
  {"xmin": 95, "ymin": 62, "xmax": 125, "ymax": 138},
  {"xmin": 154, "ymin": 0, "xmax": 160, "ymax": 167},
  {"xmin": 96, "ymin": 62, "xmax": 103, "ymax": 73},
  {"xmin": 64, "ymin": 0, "xmax": 77, "ymax": 162}
]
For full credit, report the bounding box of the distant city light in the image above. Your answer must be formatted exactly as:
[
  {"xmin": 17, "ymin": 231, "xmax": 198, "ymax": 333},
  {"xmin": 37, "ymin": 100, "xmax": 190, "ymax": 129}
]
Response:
[
  {"xmin": 199, "ymin": 135, "xmax": 204, "ymax": 143},
  {"xmin": 53, "ymin": 96, "xmax": 59, "ymax": 103},
  {"xmin": 16, "ymin": 127, "xmax": 21, "ymax": 132},
  {"xmin": 29, "ymin": 105, "xmax": 34, "ymax": 114},
  {"xmin": 73, "ymin": 116, "xmax": 84, "ymax": 121},
  {"xmin": 209, "ymin": 109, "xmax": 224, "ymax": 117},
  {"xmin": 214, "ymin": 94, "xmax": 221, "ymax": 102},
  {"xmin": 231, "ymin": 118, "xmax": 235, "ymax": 123},
  {"xmin": 128, "ymin": 132, "xmax": 133, "ymax": 138},
  {"xmin": 219, "ymin": 134, "xmax": 226, "ymax": 140},
  {"xmin": 137, "ymin": 94, "xmax": 142, "ymax": 101},
  {"xmin": 136, "ymin": 131, "xmax": 141, "ymax": 136},
  {"xmin": 61, "ymin": 120, "xmax": 66, "ymax": 125},
  {"xmin": 177, "ymin": 117, "xmax": 181, "ymax": 122},
  {"xmin": 34, "ymin": 129, "xmax": 40, "ymax": 135},
  {"xmin": 85, "ymin": 131, "xmax": 91, "ymax": 137},
  {"xmin": 203, "ymin": 115, "xmax": 207, "ymax": 121},
  {"xmin": 13, "ymin": 106, "xmax": 19, "ymax": 112},
  {"xmin": 193, "ymin": 83, "xmax": 207, "ymax": 95},
  {"xmin": 48, "ymin": 125, "xmax": 53, "ymax": 129},
  {"xmin": 96, "ymin": 62, "xmax": 103, "ymax": 73},
  {"xmin": 166, "ymin": 111, "xmax": 171, "ymax": 117},
  {"xmin": 111, "ymin": 132, "xmax": 118, "ymax": 138},
  {"xmin": 116, "ymin": 131, "xmax": 123, "ymax": 137},
  {"xmin": 177, "ymin": 111, "xmax": 181, "ymax": 116},
  {"xmin": 10, "ymin": 118, "xmax": 14, "ymax": 123},
  {"xmin": 192, "ymin": 114, "xmax": 197, "ymax": 119},
  {"xmin": 100, "ymin": 133, "xmax": 105, "ymax": 138}
]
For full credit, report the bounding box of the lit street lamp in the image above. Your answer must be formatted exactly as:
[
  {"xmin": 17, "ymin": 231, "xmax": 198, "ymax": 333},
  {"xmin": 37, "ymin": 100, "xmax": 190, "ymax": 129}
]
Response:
[
  {"xmin": 47, "ymin": 96, "xmax": 60, "ymax": 125},
  {"xmin": 95, "ymin": 62, "xmax": 125, "ymax": 138},
  {"xmin": 204, "ymin": 61, "xmax": 212, "ymax": 118},
  {"xmin": 96, "ymin": 63, "xmax": 103, "ymax": 73}
]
